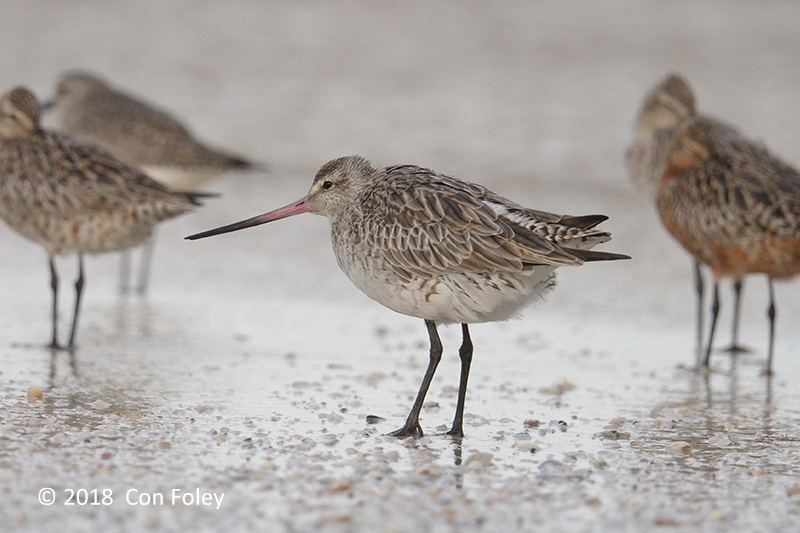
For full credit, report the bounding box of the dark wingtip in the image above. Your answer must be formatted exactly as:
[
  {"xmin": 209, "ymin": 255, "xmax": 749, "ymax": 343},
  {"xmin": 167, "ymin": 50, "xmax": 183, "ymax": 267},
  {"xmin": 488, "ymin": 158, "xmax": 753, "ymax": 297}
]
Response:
[
  {"xmin": 568, "ymin": 249, "xmax": 632, "ymax": 262},
  {"xmin": 226, "ymin": 156, "xmax": 267, "ymax": 173},
  {"xmin": 236, "ymin": 158, "xmax": 258, "ymax": 169},
  {"xmin": 560, "ymin": 214, "xmax": 609, "ymax": 230},
  {"xmin": 184, "ymin": 191, "xmax": 222, "ymax": 206}
]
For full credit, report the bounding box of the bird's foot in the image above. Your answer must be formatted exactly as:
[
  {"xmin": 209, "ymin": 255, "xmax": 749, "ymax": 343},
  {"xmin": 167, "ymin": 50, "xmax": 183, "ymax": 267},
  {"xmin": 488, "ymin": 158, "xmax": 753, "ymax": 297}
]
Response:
[
  {"xmin": 759, "ymin": 364, "xmax": 774, "ymax": 378},
  {"xmin": 387, "ymin": 421, "xmax": 423, "ymax": 438},
  {"xmin": 722, "ymin": 343, "xmax": 751, "ymax": 354},
  {"xmin": 47, "ymin": 340, "xmax": 66, "ymax": 352},
  {"xmin": 445, "ymin": 426, "xmax": 464, "ymax": 439}
]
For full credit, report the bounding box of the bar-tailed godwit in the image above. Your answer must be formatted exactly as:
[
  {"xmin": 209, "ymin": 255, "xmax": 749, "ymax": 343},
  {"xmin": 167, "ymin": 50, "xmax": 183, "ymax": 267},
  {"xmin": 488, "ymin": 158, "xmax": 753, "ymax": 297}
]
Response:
[
  {"xmin": 187, "ymin": 156, "xmax": 629, "ymax": 437},
  {"xmin": 46, "ymin": 71, "xmax": 258, "ymax": 293},
  {"xmin": 0, "ymin": 86, "xmax": 203, "ymax": 350},
  {"xmin": 48, "ymin": 71, "xmax": 256, "ymax": 190},
  {"xmin": 656, "ymin": 107, "xmax": 800, "ymax": 374},
  {"xmin": 627, "ymin": 73, "xmax": 749, "ymax": 356}
]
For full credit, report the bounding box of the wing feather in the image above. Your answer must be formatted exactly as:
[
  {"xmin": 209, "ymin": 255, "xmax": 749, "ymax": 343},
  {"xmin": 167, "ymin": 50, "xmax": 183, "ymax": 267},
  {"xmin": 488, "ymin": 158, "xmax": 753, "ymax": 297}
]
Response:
[
  {"xmin": 0, "ymin": 130, "xmax": 197, "ymax": 221},
  {"xmin": 360, "ymin": 167, "xmax": 614, "ymax": 278},
  {"xmin": 661, "ymin": 116, "xmax": 800, "ymax": 241}
]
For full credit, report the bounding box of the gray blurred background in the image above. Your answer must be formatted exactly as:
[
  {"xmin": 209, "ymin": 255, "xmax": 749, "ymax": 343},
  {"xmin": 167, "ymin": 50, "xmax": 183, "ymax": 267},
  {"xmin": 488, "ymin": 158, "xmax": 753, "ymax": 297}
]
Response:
[{"xmin": 2, "ymin": 2, "xmax": 800, "ymax": 531}]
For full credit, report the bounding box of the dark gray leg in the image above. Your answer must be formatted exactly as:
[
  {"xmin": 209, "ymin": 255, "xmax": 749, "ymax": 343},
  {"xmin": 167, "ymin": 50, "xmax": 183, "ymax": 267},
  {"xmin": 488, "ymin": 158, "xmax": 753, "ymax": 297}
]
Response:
[
  {"xmin": 447, "ymin": 324, "xmax": 473, "ymax": 438},
  {"xmin": 694, "ymin": 261, "xmax": 705, "ymax": 359},
  {"xmin": 389, "ymin": 320, "xmax": 442, "ymax": 438},
  {"xmin": 67, "ymin": 254, "xmax": 85, "ymax": 350},
  {"xmin": 724, "ymin": 279, "xmax": 749, "ymax": 353},
  {"xmin": 764, "ymin": 278, "xmax": 776, "ymax": 376},
  {"xmin": 48, "ymin": 256, "xmax": 60, "ymax": 349},
  {"xmin": 700, "ymin": 282, "xmax": 720, "ymax": 369}
]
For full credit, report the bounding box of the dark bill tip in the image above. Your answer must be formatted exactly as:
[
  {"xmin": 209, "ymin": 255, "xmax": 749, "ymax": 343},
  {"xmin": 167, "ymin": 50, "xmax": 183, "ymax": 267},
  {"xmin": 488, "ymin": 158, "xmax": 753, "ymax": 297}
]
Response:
[{"xmin": 185, "ymin": 196, "xmax": 309, "ymax": 240}]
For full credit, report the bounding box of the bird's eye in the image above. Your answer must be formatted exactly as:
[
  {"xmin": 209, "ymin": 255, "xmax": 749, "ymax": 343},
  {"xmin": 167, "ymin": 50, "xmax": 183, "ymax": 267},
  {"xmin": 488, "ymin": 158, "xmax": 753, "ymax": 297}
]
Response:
[{"xmin": 322, "ymin": 181, "xmax": 333, "ymax": 190}]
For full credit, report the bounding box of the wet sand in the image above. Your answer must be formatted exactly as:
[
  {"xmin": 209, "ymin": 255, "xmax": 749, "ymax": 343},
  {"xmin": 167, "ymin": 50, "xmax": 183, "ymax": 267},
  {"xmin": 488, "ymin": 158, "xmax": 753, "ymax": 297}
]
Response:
[{"xmin": 1, "ymin": 1, "xmax": 800, "ymax": 531}]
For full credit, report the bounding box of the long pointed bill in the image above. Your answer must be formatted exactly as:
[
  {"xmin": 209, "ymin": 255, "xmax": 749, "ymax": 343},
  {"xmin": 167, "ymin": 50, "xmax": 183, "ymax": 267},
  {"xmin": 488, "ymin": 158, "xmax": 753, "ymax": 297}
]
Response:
[{"xmin": 185, "ymin": 197, "xmax": 310, "ymax": 240}]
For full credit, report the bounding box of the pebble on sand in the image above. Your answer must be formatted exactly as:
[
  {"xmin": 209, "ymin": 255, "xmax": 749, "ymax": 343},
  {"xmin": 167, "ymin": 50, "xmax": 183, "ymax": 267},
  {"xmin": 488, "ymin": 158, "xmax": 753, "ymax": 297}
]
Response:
[
  {"xmin": 26, "ymin": 387, "xmax": 43, "ymax": 403},
  {"xmin": 464, "ymin": 452, "xmax": 493, "ymax": 468},
  {"xmin": 666, "ymin": 441, "xmax": 693, "ymax": 456},
  {"xmin": 538, "ymin": 377, "xmax": 576, "ymax": 395}
]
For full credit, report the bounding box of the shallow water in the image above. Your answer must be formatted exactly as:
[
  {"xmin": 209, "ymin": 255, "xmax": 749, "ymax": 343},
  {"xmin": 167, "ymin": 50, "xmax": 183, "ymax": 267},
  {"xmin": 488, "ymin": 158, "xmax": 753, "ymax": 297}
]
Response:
[{"xmin": 2, "ymin": 1, "xmax": 800, "ymax": 531}]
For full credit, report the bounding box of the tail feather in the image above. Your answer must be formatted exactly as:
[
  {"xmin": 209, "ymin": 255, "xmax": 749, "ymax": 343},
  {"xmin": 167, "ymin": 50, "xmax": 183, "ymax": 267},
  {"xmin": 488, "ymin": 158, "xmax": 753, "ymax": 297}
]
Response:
[
  {"xmin": 559, "ymin": 214, "xmax": 609, "ymax": 229},
  {"xmin": 220, "ymin": 154, "xmax": 267, "ymax": 173},
  {"xmin": 184, "ymin": 191, "xmax": 222, "ymax": 206},
  {"xmin": 566, "ymin": 248, "xmax": 631, "ymax": 262}
]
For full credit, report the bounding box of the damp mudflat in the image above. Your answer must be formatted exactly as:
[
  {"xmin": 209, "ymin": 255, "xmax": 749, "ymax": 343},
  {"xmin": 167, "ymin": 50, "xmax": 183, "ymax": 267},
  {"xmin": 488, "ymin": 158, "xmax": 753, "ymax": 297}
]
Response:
[{"xmin": 2, "ymin": 2, "xmax": 800, "ymax": 531}]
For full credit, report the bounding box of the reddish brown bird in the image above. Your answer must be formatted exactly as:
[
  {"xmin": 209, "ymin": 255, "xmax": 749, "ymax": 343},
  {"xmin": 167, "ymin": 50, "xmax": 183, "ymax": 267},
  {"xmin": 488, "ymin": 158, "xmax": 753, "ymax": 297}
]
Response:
[
  {"xmin": 627, "ymin": 74, "xmax": 749, "ymax": 356},
  {"xmin": 656, "ymin": 107, "xmax": 800, "ymax": 374}
]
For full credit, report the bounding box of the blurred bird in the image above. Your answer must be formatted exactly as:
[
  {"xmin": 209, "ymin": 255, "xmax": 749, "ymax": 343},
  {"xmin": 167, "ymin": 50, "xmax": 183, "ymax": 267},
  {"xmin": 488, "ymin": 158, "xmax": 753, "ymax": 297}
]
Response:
[
  {"xmin": 0, "ymin": 86, "xmax": 204, "ymax": 350},
  {"xmin": 45, "ymin": 71, "xmax": 259, "ymax": 293},
  {"xmin": 627, "ymin": 74, "xmax": 750, "ymax": 356},
  {"xmin": 187, "ymin": 156, "xmax": 629, "ymax": 437},
  {"xmin": 653, "ymin": 87, "xmax": 800, "ymax": 374}
]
